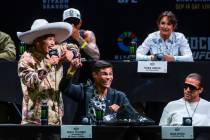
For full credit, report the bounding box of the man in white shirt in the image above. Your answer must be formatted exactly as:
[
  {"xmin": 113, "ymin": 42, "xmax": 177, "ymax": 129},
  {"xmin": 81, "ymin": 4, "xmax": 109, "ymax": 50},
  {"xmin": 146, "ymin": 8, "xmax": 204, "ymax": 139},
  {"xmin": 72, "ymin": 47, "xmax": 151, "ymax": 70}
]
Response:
[{"xmin": 160, "ymin": 73, "xmax": 210, "ymax": 126}]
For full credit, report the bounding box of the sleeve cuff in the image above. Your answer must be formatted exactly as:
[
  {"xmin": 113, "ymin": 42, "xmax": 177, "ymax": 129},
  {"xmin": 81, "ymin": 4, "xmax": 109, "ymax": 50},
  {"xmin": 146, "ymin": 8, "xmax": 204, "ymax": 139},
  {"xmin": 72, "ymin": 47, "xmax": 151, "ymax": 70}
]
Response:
[{"xmin": 66, "ymin": 67, "xmax": 76, "ymax": 78}]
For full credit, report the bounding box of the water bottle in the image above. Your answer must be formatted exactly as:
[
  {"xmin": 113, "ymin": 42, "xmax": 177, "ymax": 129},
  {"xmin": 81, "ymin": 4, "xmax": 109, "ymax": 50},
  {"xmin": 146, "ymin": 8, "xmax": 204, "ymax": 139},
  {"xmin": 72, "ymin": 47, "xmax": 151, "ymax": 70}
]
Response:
[
  {"xmin": 19, "ymin": 42, "xmax": 26, "ymax": 56},
  {"xmin": 129, "ymin": 41, "xmax": 137, "ymax": 61},
  {"xmin": 95, "ymin": 109, "xmax": 104, "ymax": 125},
  {"xmin": 41, "ymin": 101, "xmax": 48, "ymax": 125}
]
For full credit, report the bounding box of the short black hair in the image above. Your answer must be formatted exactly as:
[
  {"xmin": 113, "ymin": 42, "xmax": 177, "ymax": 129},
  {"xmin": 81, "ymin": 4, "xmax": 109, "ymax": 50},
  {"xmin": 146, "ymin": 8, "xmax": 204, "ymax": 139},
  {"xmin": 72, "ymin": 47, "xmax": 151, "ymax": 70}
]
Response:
[
  {"xmin": 64, "ymin": 17, "xmax": 80, "ymax": 26},
  {"xmin": 92, "ymin": 60, "xmax": 113, "ymax": 72}
]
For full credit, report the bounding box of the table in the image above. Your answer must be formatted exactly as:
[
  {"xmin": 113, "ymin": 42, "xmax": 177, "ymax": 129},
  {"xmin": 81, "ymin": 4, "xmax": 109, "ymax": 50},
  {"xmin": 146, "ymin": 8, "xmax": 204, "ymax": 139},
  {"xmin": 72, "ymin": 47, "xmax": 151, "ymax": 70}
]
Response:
[{"xmin": 0, "ymin": 124, "xmax": 210, "ymax": 140}]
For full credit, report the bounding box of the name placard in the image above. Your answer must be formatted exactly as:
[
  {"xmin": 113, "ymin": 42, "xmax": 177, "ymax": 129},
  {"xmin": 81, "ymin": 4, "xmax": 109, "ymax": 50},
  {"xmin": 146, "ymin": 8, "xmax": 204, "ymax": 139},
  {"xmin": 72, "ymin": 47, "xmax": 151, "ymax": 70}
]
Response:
[
  {"xmin": 137, "ymin": 61, "xmax": 167, "ymax": 73},
  {"xmin": 61, "ymin": 125, "xmax": 92, "ymax": 139},
  {"xmin": 161, "ymin": 126, "xmax": 193, "ymax": 139}
]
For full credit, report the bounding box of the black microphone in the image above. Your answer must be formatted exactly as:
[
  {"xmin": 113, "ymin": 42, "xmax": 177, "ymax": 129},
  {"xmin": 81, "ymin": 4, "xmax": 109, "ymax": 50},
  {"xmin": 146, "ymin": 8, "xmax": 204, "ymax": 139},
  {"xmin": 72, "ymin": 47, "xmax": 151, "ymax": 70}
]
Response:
[
  {"xmin": 183, "ymin": 117, "xmax": 192, "ymax": 126},
  {"xmin": 154, "ymin": 53, "xmax": 164, "ymax": 61},
  {"xmin": 48, "ymin": 48, "xmax": 59, "ymax": 67},
  {"xmin": 48, "ymin": 48, "xmax": 59, "ymax": 57}
]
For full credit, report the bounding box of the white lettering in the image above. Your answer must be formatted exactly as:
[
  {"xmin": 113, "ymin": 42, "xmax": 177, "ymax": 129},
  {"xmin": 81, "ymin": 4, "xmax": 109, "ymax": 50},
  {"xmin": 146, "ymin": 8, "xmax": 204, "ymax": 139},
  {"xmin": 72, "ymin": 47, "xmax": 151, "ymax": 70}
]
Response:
[
  {"xmin": 131, "ymin": 0, "xmax": 138, "ymax": 3},
  {"xmin": 193, "ymin": 51, "xmax": 210, "ymax": 60},
  {"xmin": 200, "ymin": 37, "xmax": 207, "ymax": 50},
  {"xmin": 118, "ymin": 0, "xmax": 139, "ymax": 4},
  {"xmin": 188, "ymin": 37, "xmax": 210, "ymax": 51}
]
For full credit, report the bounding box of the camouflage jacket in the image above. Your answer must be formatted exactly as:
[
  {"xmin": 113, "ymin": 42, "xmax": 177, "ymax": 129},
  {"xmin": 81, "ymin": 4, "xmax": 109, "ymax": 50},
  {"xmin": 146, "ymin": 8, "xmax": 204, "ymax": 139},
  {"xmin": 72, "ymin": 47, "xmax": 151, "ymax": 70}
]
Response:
[
  {"xmin": 18, "ymin": 46, "xmax": 64, "ymax": 125},
  {"xmin": 0, "ymin": 31, "xmax": 16, "ymax": 61}
]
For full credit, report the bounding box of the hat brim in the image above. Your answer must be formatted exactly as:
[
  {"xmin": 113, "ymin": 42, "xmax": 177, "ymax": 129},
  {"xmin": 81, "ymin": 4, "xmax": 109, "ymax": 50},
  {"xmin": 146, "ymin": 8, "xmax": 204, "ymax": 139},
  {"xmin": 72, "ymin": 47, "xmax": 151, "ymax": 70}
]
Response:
[{"xmin": 17, "ymin": 22, "xmax": 72, "ymax": 45}]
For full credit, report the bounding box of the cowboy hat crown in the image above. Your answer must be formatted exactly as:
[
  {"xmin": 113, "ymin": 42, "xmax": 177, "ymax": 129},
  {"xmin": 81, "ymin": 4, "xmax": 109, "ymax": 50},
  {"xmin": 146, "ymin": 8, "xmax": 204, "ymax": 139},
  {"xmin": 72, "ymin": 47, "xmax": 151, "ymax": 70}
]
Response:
[{"xmin": 17, "ymin": 19, "xmax": 72, "ymax": 44}]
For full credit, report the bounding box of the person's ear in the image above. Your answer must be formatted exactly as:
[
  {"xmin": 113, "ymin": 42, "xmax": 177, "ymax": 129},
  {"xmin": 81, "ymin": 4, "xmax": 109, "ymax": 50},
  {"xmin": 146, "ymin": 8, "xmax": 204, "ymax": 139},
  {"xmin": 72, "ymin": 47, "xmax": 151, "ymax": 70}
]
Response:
[
  {"xmin": 199, "ymin": 87, "xmax": 203, "ymax": 94},
  {"xmin": 157, "ymin": 21, "xmax": 160, "ymax": 29},
  {"xmin": 92, "ymin": 72, "xmax": 97, "ymax": 79},
  {"xmin": 33, "ymin": 41, "xmax": 40, "ymax": 48},
  {"xmin": 36, "ymin": 42, "xmax": 40, "ymax": 46},
  {"xmin": 77, "ymin": 20, "xmax": 82, "ymax": 29},
  {"xmin": 172, "ymin": 25, "xmax": 176, "ymax": 31},
  {"xmin": 79, "ymin": 20, "xmax": 82, "ymax": 26}
]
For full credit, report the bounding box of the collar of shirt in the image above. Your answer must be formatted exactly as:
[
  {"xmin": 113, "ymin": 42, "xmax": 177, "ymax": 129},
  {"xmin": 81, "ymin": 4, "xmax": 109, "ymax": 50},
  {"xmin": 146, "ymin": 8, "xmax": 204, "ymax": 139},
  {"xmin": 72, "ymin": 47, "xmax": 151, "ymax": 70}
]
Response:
[
  {"xmin": 32, "ymin": 48, "xmax": 47, "ymax": 62},
  {"xmin": 157, "ymin": 31, "xmax": 174, "ymax": 43}
]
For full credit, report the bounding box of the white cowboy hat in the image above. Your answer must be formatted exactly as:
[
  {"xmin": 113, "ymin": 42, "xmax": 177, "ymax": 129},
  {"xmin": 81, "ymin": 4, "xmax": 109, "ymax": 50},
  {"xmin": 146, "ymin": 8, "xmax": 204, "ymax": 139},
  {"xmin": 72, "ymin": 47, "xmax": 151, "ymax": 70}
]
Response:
[{"xmin": 17, "ymin": 19, "xmax": 72, "ymax": 44}]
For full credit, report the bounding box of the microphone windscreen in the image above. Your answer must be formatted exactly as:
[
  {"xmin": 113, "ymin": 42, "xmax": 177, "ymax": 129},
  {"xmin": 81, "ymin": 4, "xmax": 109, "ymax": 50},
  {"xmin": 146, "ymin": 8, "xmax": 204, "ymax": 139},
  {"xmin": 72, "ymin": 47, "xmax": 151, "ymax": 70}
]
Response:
[
  {"xmin": 48, "ymin": 48, "xmax": 59, "ymax": 57},
  {"xmin": 81, "ymin": 117, "xmax": 90, "ymax": 125}
]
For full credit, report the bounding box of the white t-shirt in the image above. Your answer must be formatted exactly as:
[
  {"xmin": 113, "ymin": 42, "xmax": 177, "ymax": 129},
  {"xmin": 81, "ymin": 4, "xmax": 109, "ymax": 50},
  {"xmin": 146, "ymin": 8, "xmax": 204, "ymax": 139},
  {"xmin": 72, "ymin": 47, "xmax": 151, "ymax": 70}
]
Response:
[{"xmin": 159, "ymin": 98, "xmax": 210, "ymax": 126}]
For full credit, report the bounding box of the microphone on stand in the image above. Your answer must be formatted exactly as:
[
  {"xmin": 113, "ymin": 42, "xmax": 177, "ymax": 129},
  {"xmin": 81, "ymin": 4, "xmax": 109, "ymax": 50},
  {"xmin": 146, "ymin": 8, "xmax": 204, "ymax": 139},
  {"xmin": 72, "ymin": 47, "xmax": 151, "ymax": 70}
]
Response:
[
  {"xmin": 81, "ymin": 117, "xmax": 91, "ymax": 125},
  {"xmin": 154, "ymin": 53, "xmax": 164, "ymax": 61}
]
